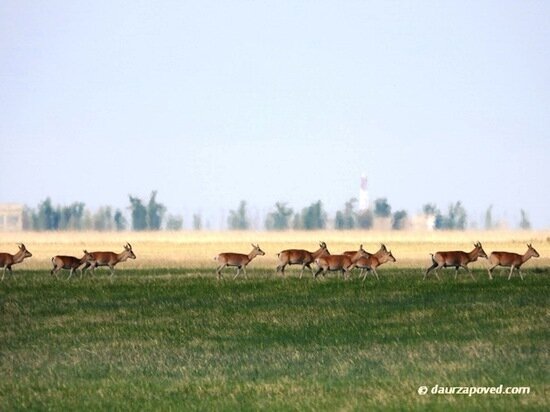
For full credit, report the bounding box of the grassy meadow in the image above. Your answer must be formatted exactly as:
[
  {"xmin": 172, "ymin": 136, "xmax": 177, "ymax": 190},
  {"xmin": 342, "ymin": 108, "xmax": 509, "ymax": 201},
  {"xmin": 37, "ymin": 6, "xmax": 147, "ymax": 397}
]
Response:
[{"xmin": 1, "ymin": 230, "xmax": 549, "ymax": 410}]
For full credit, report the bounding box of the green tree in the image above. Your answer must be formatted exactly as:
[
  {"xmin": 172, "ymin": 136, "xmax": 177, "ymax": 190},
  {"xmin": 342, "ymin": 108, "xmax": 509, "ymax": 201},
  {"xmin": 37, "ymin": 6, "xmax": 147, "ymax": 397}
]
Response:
[
  {"xmin": 147, "ymin": 191, "xmax": 166, "ymax": 230},
  {"xmin": 519, "ymin": 209, "xmax": 531, "ymax": 230},
  {"xmin": 114, "ymin": 209, "xmax": 127, "ymax": 231},
  {"xmin": 374, "ymin": 198, "xmax": 391, "ymax": 218},
  {"xmin": 392, "ymin": 210, "xmax": 408, "ymax": 230},
  {"xmin": 228, "ymin": 201, "xmax": 250, "ymax": 230},
  {"xmin": 296, "ymin": 200, "xmax": 327, "ymax": 230},
  {"xmin": 56, "ymin": 202, "xmax": 85, "ymax": 230},
  {"xmin": 36, "ymin": 198, "xmax": 60, "ymax": 230},
  {"xmin": 129, "ymin": 195, "xmax": 147, "ymax": 231},
  {"xmin": 265, "ymin": 202, "xmax": 294, "ymax": 230},
  {"xmin": 448, "ymin": 201, "xmax": 467, "ymax": 229},
  {"xmin": 435, "ymin": 201, "xmax": 467, "ymax": 230},
  {"xmin": 356, "ymin": 209, "xmax": 374, "ymax": 229},
  {"xmin": 93, "ymin": 206, "xmax": 113, "ymax": 231},
  {"xmin": 335, "ymin": 198, "xmax": 357, "ymax": 230},
  {"xmin": 423, "ymin": 203, "xmax": 439, "ymax": 216},
  {"xmin": 166, "ymin": 214, "xmax": 184, "ymax": 230}
]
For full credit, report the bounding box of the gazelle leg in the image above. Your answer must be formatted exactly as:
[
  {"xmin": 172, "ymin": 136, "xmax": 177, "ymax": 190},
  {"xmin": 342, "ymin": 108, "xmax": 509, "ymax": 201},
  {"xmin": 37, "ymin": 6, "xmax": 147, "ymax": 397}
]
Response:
[
  {"xmin": 487, "ymin": 266, "xmax": 496, "ymax": 280},
  {"xmin": 313, "ymin": 268, "xmax": 322, "ymax": 279},
  {"xmin": 233, "ymin": 266, "xmax": 241, "ymax": 279},
  {"xmin": 508, "ymin": 266, "xmax": 515, "ymax": 280},
  {"xmin": 518, "ymin": 268, "xmax": 524, "ymax": 280},
  {"xmin": 424, "ymin": 263, "xmax": 437, "ymax": 280},
  {"xmin": 372, "ymin": 268, "xmax": 380, "ymax": 280},
  {"xmin": 67, "ymin": 268, "xmax": 74, "ymax": 280},
  {"xmin": 216, "ymin": 264, "xmax": 226, "ymax": 279},
  {"xmin": 461, "ymin": 265, "xmax": 475, "ymax": 280}
]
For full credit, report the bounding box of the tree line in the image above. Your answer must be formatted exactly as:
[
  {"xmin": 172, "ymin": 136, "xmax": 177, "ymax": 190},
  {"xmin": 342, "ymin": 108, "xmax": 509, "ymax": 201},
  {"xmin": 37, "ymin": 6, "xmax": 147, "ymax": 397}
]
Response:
[{"xmin": 21, "ymin": 192, "xmax": 531, "ymax": 231}]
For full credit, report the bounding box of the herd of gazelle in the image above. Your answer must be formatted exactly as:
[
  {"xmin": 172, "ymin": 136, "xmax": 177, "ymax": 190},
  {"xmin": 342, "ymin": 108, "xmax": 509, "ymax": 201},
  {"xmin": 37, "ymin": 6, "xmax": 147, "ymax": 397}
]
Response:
[
  {"xmin": 0, "ymin": 243, "xmax": 135, "ymax": 280},
  {"xmin": 215, "ymin": 241, "xmax": 538, "ymax": 281},
  {"xmin": 0, "ymin": 241, "xmax": 541, "ymax": 281}
]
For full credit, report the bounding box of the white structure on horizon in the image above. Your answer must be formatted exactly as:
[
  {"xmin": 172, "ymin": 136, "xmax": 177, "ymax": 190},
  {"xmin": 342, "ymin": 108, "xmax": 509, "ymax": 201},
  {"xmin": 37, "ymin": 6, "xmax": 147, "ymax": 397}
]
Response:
[
  {"xmin": 359, "ymin": 174, "xmax": 369, "ymax": 211},
  {"xmin": 0, "ymin": 204, "xmax": 23, "ymax": 231}
]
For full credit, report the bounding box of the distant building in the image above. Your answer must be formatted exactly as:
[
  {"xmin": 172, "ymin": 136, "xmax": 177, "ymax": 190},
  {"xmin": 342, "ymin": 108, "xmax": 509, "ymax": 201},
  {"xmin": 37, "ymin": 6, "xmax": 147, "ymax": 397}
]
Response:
[
  {"xmin": 0, "ymin": 204, "xmax": 24, "ymax": 231},
  {"xmin": 359, "ymin": 174, "xmax": 369, "ymax": 211}
]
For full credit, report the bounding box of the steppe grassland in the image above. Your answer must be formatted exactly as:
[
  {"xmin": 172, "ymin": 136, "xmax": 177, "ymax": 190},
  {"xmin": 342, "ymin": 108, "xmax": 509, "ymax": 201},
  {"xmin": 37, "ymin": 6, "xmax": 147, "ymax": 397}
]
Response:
[
  {"xmin": 1, "ymin": 230, "xmax": 549, "ymax": 271},
  {"xmin": 1, "ymin": 230, "xmax": 549, "ymax": 410}
]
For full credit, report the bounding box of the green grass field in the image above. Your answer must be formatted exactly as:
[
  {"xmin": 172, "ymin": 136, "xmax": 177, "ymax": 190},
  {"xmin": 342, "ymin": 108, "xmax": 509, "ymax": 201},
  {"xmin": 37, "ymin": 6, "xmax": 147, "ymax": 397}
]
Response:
[{"xmin": 1, "ymin": 268, "xmax": 548, "ymax": 411}]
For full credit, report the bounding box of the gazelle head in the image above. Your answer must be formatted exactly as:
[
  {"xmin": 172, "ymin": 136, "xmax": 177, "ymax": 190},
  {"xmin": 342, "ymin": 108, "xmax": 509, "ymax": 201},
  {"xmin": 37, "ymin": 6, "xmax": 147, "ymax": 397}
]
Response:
[
  {"xmin": 527, "ymin": 243, "xmax": 540, "ymax": 258},
  {"xmin": 352, "ymin": 244, "xmax": 369, "ymax": 260},
  {"xmin": 124, "ymin": 243, "xmax": 136, "ymax": 259},
  {"xmin": 474, "ymin": 242, "xmax": 488, "ymax": 259},
  {"xmin": 385, "ymin": 249, "xmax": 396, "ymax": 263},
  {"xmin": 251, "ymin": 243, "xmax": 265, "ymax": 257},
  {"xmin": 18, "ymin": 243, "xmax": 32, "ymax": 258},
  {"xmin": 82, "ymin": 250, "xmax": 95, "ymax": 263}
]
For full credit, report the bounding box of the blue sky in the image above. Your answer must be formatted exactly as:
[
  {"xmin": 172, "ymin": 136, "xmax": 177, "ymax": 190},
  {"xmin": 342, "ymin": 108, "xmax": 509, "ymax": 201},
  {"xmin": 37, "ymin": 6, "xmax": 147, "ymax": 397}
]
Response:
[{"xmin": 1, "ymin": 1, "xmax": 549, "ymax": 229}]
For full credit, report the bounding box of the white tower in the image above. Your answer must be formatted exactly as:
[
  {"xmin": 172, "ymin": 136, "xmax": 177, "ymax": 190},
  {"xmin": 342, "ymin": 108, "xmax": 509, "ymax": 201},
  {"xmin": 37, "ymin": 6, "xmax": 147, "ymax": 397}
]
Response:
[{"xmin": 359, "ymin": 174, "xmax": 369, "ymax": 211}]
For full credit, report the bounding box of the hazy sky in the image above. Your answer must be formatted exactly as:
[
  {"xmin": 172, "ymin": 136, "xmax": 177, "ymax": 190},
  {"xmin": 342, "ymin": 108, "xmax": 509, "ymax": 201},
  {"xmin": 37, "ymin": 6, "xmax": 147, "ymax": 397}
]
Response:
[{"xmin": 1, "ymin": 1, "xmax": 549, "ymax": 229}]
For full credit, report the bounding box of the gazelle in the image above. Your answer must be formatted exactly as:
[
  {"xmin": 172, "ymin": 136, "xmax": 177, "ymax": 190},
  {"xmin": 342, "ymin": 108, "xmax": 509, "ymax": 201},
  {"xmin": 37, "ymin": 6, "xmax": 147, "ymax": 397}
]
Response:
[
  {"xmin": 215, "ymin": 244, "xmax": 265, "ymax": 279},
  {"xmin": 51, "ymin": 251, "xmax": 95, "ymax": 280},
  {"xmin": 0, "ymin": 243, "xmax": 32, "ymax": 281},
  {"xmin": 354, "ymin": 244, "xmax": 396, "ymax": 281},
  {"xmin": 424, "ymin": 242, "xmax": 487, "ymax": 280},
  {"xmin": 487, "ymin": 244, "xmax": 540, "ymax": 280},
  {"xmin": 276, "ymin": 241, "xmax": 330, "ymax": 278},
  {"xmin": 82, "ymin": 243, "xmax": 136, "ymax": 277},
  {"xmin": 314, "ymin": 245, "xmax": 369, "ymax": 280}
]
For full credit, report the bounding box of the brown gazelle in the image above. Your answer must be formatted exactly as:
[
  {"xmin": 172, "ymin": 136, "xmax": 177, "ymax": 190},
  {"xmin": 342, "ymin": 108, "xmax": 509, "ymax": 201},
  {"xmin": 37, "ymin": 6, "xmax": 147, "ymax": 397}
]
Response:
[
  {"xmin": 0, "ymin": 243, "xmax": 32, "ymax": 281},
  {"xmin": 51, "ymin": 251, "xmax": 95, "ymax": 280},
  {"xmin": 215, "ymin": 244, "xmax": 265, "ymax": 279},
  {"xmin": 424, "ymin": 242, "xmax": 487, "ymax": 280},
  {"xmin": 487, "ymin": 244, "xmax": 540, "ymax": 280},
  {"xmin": 354, "ymin": 244, "xmax": 396, "ymax": 281},
  {"xmin": 314, "ymin": 245, "xmax": 369, "ymax": 280},
  {"xmin": 276, "ymin": 241, "xmax": 330, "ymax": 278},
  {"xmin": 82, "ymin": 243, "xmax": 136, "ymax": 277}
]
